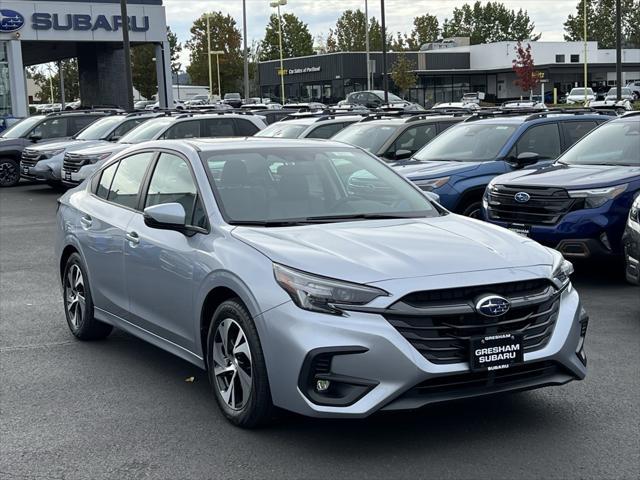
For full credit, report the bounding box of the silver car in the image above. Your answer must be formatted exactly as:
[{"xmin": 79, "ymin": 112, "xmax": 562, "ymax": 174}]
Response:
[{"xmin": 55, "ymin": 138, "xmax": 588, "ymax": 427}]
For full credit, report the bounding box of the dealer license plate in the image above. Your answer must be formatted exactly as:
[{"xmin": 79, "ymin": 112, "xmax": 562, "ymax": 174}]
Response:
[
  {"xmin": 22, "ymin": 166, "xmax": 29, "ymax": 175},
  {"xmin": 470, "ymin": 333, "xmax": 523, "ymax": 372},
  {"xmin": 64, "ymin": 171, "xmax": 71, "ymax": 181},
  {"xmin": 507, "ymin": 223, "xmax": 531, "ymax": 237}
]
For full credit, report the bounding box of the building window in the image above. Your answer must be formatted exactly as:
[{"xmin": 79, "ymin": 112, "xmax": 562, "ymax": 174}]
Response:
[
  {"xmin": 555, "ymin": 54, "xmax": 565, "ymax": 63},
  {"xmin": 570, "ymin": 54, "xmax": 580, "ymax": 63},
  {"xmin": 0, "ymin": 42, "xmax": 11, "ymax": 115}
]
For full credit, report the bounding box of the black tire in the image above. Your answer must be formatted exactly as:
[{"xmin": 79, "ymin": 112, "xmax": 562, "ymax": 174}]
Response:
[
  {"xmin": 0, "ymin": 158, "xmax": 20, "ymax": 188},
  {"xmin": 207, "ymin": 298, "xmax": 274, "ymax": 428},
  {"xmin": 461, "ymin": 200, "xmax": 483, "ymax": 219},
  {"xmin": 624, "ymin": 247, "xmax": 640, "ymax": 286},
  {"xmin": 62, "ymin": 253, "xmax": 113, "ymax": 340}
]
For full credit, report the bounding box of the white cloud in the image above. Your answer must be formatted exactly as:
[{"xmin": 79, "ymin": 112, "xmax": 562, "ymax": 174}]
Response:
[{"xmin": 163, "ymin": 0, "xmax": 579, "ymax": 68}]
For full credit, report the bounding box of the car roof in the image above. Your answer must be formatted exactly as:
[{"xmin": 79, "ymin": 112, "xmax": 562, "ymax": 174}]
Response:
[
  {"xmin": 181, "ymin": 137, "xmax": 353, "ymax": 152},
  {"xmin": 280, "ymin": 115, "xmax": 366, "ymax": 125},
  {"xmin": 356, "ymin": 114, "xmax": 465, "ymax": 126},
  {"xmin": 462, "ymin": 112, "xmax": 612, "ymax": 125}
]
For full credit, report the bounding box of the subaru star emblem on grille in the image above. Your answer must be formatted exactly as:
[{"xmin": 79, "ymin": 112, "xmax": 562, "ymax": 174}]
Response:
[
  {"xmin": 514, "ymin": 191, "xmax": 531, "ymax": 203},
  {"xmin": 0, "ymin": 9, "xmax": 25, "ymax": 33},
  {"xmin": 475, "ymin": 295, "xmax": 511, "ymax": 317}
]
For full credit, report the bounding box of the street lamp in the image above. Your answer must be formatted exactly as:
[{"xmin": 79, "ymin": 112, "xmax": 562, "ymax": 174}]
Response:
[
  {"xmin": 205, "ymin": 13, "xmax": 225, "ymax": 101},
  {"xmin": 380, "ymin": 0, "xmax": 388, "ymax": 103},
  {"xmin": 269, "ymin": 0, "xmax": 287, "ymax": 105},
  {"xmin": 210, "ymin": 50, "xmax": 224, "ymax": 101},
  {"xmin": 365, "ymin": 0, "xmax": 371, "ymax": 90}
]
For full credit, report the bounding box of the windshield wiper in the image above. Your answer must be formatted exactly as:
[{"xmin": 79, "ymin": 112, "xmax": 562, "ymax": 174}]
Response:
[
  {"xmin": 229, "ymin": 220, "xmax": 311, "ymax": 227},
  {"xmin": 303, "ymin": 213, "xmax": 422, "ymax": 223}
]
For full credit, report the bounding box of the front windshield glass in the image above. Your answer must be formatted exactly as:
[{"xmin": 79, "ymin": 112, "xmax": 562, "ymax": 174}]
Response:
[
  {"xmin": 570, "ymin": 88, "xmax": 593, "ymax": 96},
  {"xmin": 387, "ymin": 92, "xmax": 404, "ymax": 103},
  {"xmin": 332, "ymin": 123, "xmax": 398, "ymax": 154},
  {"xmin": 75, "ymin": 116, "xmax": 123, "ymax": 140},
  {"xmin": 0, "ymin": 116, "xmax": 44, "ymax": 139},
  {"xmin": 558, "ymin": 120, "xmax": 639, "ymax": 166},
  {"xmin": 255, "ymin": 123, "xmax": 309, "ymax": 138},
  {"xmin": 119, "ymin": 118, "xmax": 173, "ymax": 143},
  {"xmin": 606, "ymin": 88, "xmax": 632, "ymax": 96},
  {"xmin": 200, "ymin": 147, "xmax": 438, "ymax": 224},
  {"xmin": 413, "ymin": 123, "xmax": 517, "ymax": 162}
]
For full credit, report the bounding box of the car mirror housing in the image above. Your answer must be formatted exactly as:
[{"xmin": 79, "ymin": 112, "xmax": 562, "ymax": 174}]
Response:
[
  {"xmin": 514, "ymin": 151, "xmax": 540, "ymax": 168},
  {"xmin": 143, "ymin": 203, "xmax": 187, "ymax": 231},
  {"xmin": 394, "ymin": 149, "xmax": 413, "ymax": 161},
  {"xmin": 29, "ymin": 134, "xmax": 42, "ymax": 142}
]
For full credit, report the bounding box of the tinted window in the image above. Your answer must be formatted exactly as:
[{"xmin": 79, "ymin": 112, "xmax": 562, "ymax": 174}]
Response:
[
  {"xmin": 96, "ymin": 162, "xmax": 118, "ymax": 199},
  {"xmin": 70, "ymin": 116, "xmax": 102, "ymax": 135},
  {"xmin": 31, "ymin": 118, "xmax": 68, "ymax": 139},
  {"xmin": 386, "ymin": 124, "xmax": 438, "ymax": 158},
  {"xmin": 306, "ymin": 122, "xmax": 347, "ymax": 139},
  {"xmin": 234, "ymin": 119, "xmax": 260, "ymax": 136},
  {"xmin": 202, "ymin": 118, "xmax": 235, "ymax": 137},
  {"xmin": 570, "ymin": 54, "xmax": 579, "ymax": 62},
  {"xmin": 556, "ymin": 54, "xmax": 565, "ymax": 62},
  {"xmin": 111, "ymin": 118, "xmax": 147, "ymax": 139},
  {"xmin": 255, "ymin": 122, "xmax": 308, "ymax": 138},
  {"xmin": 515, "ymin": 123, "xmax": 561, "ymax": 160},
  {"xmin": 163, "ymin": 120, "xmax": 201, "ymax": 139},
  {"xmin": 145, "ymin": 153, "xmax": 206, "ymax": 228},
  {"xmin": 561, "ymin": 121, "xmax": 597, "ymax": 148},
  {"xmin": 106, "ymin": 152, "xmax": 154, "ymax": 209}
]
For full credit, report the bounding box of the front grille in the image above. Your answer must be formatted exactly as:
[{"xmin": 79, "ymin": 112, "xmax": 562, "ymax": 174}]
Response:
[
  {"xmin": 21, "ymin": 149, "xmax": 43, "ymax": 167},
  {"xmin": 487, "ymin": 184, "xmax": 581, "ymax": 225},
  {"xmin": 384, "ymin": 279, "xmax": 560, "ymax": 365},
  {"xmin": 63, "ymin": 153, "xmax": 88, "ymax": 173}
]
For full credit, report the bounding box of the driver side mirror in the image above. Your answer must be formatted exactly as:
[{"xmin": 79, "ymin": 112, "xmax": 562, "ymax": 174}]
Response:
[
  {"xmin": 29, "ymin": 134, "xmax": 42, "ymax": 142},
  {"xmin": 512, "ymin": 151, "xmax": 540, "ymax": 168},
  {"xmin": 394, "ymin": 149, "xmax": 413, "ymax": 161},
  {"xmin": 143, "ymin": 203, "xmax": 187, "ymax": 232}
]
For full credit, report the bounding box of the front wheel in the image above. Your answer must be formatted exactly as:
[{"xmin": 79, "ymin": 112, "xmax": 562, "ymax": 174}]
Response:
[
  {"xmin": 461, "ymin": 200, "xmax": 483, "ymax": 219},
  {"xmin": 0, "ymin": 158, "xmax": 20, "ymax": 187},
  {"xmin": 207, "ymin": 299, "xmax": 274, "ymax": 428}
]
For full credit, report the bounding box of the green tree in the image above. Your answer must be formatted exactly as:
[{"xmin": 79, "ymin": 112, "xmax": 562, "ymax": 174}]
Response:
[
  {"xmin": 406, "ymin": 14, "xmax": 440, "ymax": 50},
  {"xmin": 30, "ymin": 60, "xmax": 79, "ymax": 103},
  {"xmin": 185, "ymin": 12, "xmax": 243, "ymax": 95},
  {"xmin": 131, "ymin": 27, "xmax": 182, "ymax": 100},
  {"xmin": 390, "ymin": 53, "xmax": 417, "ymax": 97},
  {"xmin": 564, "ymin": 0, "xmax": 639, "ymax": 48},
  {"xmin": 326, "ymin": 9, "xmax": 390, "ymax": 52},
  {"xmin": 259, "ymin": 13, "xmax": 314, "ymax": 61},
  {"xmin": 442, "ymin": 1, "xmax": 540, "ymax": 44}
]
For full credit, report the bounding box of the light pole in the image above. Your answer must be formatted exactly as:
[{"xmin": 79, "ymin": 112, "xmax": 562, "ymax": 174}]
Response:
[
  {"xmin": 270, "ymin": 0, "xmax": 287, "ymax": 105},
  {"xmin": 206, "ymin": 13, "xmax": 213, "ymax": 100},
  {"xmin": 583, "ymin": 0, "xmax": 588, "ymax": 104},
  {"xmin": 211, "ymin": 51, "xmax": 224, "ymax": 100},
  {"xmin": 120, "ymin": 0, "xmax": 134, "ymax": 110},
  {"xmin": 380, "ymin": 0, "xmax": 388, "ymax": 103},
  {"xmin": 615, "ymin": 0, "xmax": 622, "ymax": 100},
  {"xmin": 365, "ymin": 0, "xmax": 371, "ymax": 90},
  {"xmin": 242, "ymin": 0, "xmax": 250, "ymax": 100}
]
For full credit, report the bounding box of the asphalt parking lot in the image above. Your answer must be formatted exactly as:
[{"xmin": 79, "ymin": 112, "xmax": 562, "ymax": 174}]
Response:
[{"xmin": 1, "ymin": 182, "xmax": 639, "ymax": 480}]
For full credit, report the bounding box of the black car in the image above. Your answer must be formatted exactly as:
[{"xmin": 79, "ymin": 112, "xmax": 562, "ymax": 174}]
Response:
[
  {"xmin": 0, "ymin": 110, "xmax": 117, "ymax": 187},
  {"xmin": 623, "ymin": 196, "xmax": 640, "ymax": 285},
  {"xmin": 223, "ymin": 93, "xmax": 243, "ymax": 109},
  {"xmin": 250, "ymin": 109, "xmax": 299, "ymax": 125}
]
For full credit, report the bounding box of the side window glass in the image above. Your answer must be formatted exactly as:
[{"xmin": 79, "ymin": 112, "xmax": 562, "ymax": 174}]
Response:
[
  {"xmin": 203, "ymin": 119, "xmax": 235, "ymax": 137},
  {"xmin": 234, "ymin": 119, "xmax": 260, "ymax": 136},
  {"xmin": 389, "ymin": 125, "xmax": 437, "ymax": 157},
  {"xmin": 306, "ymin": 123, "xmax": 344, "ymax": 139},
  {"xmin": 31, "ymin": 118, "xmax": 68, "ymax": 139},
  {"xmin": 111, "ymin": 119, "xmax": 145, "ymax": 139},
  {"xmin": 96, "ymin": 162, "xmax": 118, "ymax": 199},
  {"xmin": 144, "ymin": 153, "xmax": 206, "ymax": 229},
  {"xmin": 70, "ymin": 116, "xmax": 100, "ymax": 135},
  {"xmin": 561, "ymin": 121, "xmax": 597, "ymax": 149},
  {"xmin": 163, "ymin": 120, "xmax": 201, "ymax": 139},
  {"xmin": 515, "ymin": 123, "xmax": 561, "ymax": 160},
  {"xmin": 106, "ymin": 152, "xmax": 154, "ymax": 209}
]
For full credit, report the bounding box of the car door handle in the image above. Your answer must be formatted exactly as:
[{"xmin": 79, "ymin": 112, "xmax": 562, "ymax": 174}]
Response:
[
  {"xmin": 80, "ymin": 215, "xmax": 92, "ymax": 229},
  {"xmin": 126, "ymin": 231, "xmax": 140, "ymax": 246}
]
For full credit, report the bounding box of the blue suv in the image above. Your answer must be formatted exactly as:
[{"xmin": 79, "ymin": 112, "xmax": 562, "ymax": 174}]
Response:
[
  {"xmin": 483, "ymin": 112, "xmax": 640, "ymax": 259},
  {"xmin": 393, "ymin": 110, "xmax": 613, "ymax": 217}
]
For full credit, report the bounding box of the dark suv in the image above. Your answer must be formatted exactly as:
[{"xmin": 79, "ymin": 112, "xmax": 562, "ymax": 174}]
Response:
[
  {"xmin": 0, "ymin": 110, "xmax": 115, "ymax": 187},
  {"xmin": 332, "ymin": 113, "xmax": 467, "ymax": 162},
  {"xmin": 394, "ymin": 110, "xmax": 613, "ymax": 217}
]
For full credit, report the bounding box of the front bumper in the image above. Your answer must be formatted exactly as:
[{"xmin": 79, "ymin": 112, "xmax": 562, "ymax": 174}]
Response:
[
  {"xmin": 258, "ymin": 281, "xmax": 587, "ymax": 418},
  {"xmin": 20, "ymin": 159, "xmax": 62, "ymax": 182},
  {"xmin": 60, "ymin": 163, "xmax": 97, "ymax": 187}
]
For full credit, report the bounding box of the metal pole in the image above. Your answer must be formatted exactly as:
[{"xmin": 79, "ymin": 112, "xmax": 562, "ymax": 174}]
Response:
[
  {"xmin": 277, "ymin": 4, "xmax": 285, "ymax": 104},
  {"xmin": 120, "ymin": 0, "xmax": 134, "ymax": 110},
  {"xmin": 380, "ymin": 0, "xmax": 388, "ymax": 103},
  {"xmin": 583, "ymin": 0, "xmax": 587, "ymax": 104},
  {"xmin": 243, "ymin": 0, "xmax": 250, "ymax": 100},
  {"xmin": 216, "ymin": 53, "xmax": 222, "ymax": 100},
  {"xmin": 615, "ymin": 0, "xmax": 622, "ymax": 100},
  {"xmin": 365, "ymin": 0, "xmax": 371, "ymax": 90},
  {"xmin": 48, "ymin": 65, "xmax": 54, "ymax": 104},
  {"xmin": 207, "ymin": 14, "xmax": 213, "ymax": 101},
  {"xmin": 58, "ymin": 60, "xmax": 65, "ymax": 109}
]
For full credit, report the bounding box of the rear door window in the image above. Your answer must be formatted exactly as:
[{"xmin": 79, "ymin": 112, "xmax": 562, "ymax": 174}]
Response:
[
  {"xmin": 203, "ymin": 118, "xmax": 236, "ymax": 137},
  {"xmin": 514, "ymin": 123, "xmax": 561, "ymax": 160},
  {"xmin": 96, "ymin": 162, "xmax": 119, "ymax": 199},
  {"xmin": 105, "ymin": 152, "xmax": 155, "ymax": 209},
  {"xmin": 386, "ymin": 124, "xmax": 438, "ymax": 159},
  {"xmin": 69, "ymin": 116, "xmax": 101, "ymax": 135},
  {"xmin": 163, "ymin": 120, "xmax": 201, "ymax": 139},
  {"xmin": 561, "ymin": 121, "xmax": 597, "ymax": 149}
]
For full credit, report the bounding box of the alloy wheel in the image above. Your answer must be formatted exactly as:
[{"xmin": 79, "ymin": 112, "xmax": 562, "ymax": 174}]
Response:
[
  {"xmin": 212, "ymin": 318, "xmax": 253, "ymax": 411},
  {"xmin": 0, "ymin": 161, "xmax": 19, "ymax": 186},
  {"xmin": 64, "ymin": 264, "xmax": 86, "ymax": 329}
]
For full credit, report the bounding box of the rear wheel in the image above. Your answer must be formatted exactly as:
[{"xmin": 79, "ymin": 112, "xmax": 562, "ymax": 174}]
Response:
[
  {"xmin": 62, "ymin": 253, "xmax": 112, "ymax": 340},
  {"xmin": 207, "ymin": 299, "xmax": 274, "ymax": 428},
  {"xmin": 0, "ymin": 158, "xmax": 20, "ymax": 187}
]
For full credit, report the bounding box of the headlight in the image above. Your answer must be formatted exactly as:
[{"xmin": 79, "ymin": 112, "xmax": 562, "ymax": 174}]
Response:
[
  {"xmin": 43, "ymin": 148, "xmax": 65, "ymax": 158},
  {"xmin": 273, "ymin": 263, "xmax": 388, "ymax": 314},
  {"xmin": 568, "ymin": 184, "xmax": 627, "ymax": 209},
  {"xmin": 551, "ymin": 254, "xmax": 574, "ymax": 290},
  {"xmin": 630, "ymin": 203, "xmax": 639, "ymax": 223},
  {"xmin": 86, "ymin": 152, "xmax": 113, "ymax": 164},
  {"xmin": 414, "ymin": 176, "xmax": 450, "ymax": 192}
]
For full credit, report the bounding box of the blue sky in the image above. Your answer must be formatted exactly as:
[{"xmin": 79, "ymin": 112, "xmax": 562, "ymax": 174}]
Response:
[{"xmin": 164, "ymin": 0, "xmax": 579, "ymax": 66}]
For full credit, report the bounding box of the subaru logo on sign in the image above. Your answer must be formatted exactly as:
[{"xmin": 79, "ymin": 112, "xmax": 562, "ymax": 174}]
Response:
[
  {"xmin": 475, "ymin": 295, "xmax": 511, "ymax": 317},
  {"xmin": 0, "ymin": 9, "xmax": 25, "ymax": 33},
  {"xmin": 514, "ymin": 191, "xmax": 531, "ymax": 203}
]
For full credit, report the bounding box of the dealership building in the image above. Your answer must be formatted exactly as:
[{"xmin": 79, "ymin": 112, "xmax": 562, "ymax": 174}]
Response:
[
  {"xmin": 0, "ymin": 0, "xmax": 174, "ymax": 117},
  {"xmin": 258, "ymin": 40, "xmax": 640, "ymax": 105}
]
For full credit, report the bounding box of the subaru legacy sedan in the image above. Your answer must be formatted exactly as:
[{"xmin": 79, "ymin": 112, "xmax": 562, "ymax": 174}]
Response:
[{"xmin": 55, "ymin": 138, "xmax": 588, "ymax": 427}]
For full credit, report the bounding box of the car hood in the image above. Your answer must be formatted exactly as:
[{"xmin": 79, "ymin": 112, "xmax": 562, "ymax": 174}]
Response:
[
  {"xmin": 232, "ymin": 216, "xmax": 554, "ymax": 284},
  {"xmin": 71, "ymin": 142, "xmax": 129, "ymax": 156},
  {"xmin": 394, "ymin": 160, "xmax": 483, "ymax": 179},
  {"xmin": 27, "ymin": 139, "xmax": 89, "ymax": 152},
  {"xmin": 495, "ymin": 163, "xmax": 640, "ymax": 189},
  {"xmin": 0, "ymin": 137, "xmax": 25, "ymax": 148}
]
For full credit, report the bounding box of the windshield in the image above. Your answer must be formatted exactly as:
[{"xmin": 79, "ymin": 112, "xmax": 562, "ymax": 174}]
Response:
[
  {"xmin": 569, "ymin": 88, "xmax": 593, "ymax": 96},
  {"xmin": 413, "ymin": 123, "xmax": 517, "ymax": 162},
  {"xmin": 74, "ymin": 116, "xmax": 123, "ymax": 140},
  {"xmin": 332, "ymin": 123, "xmax": 398, "ymax": 154},
  {"xmin": 606, "ymin": 88, "xmax": 632, "ymax": 96},
  {"xmin": 255, "ymin": 123, "xmax": 309, "ymax": 138},
  {"xmin": 386, "ymin": 92, "xmax": 404, "ymax": 103},
  {"xmin": 0, "ymin": 116, "xmax": 44, "ymax": 139},
  {"xmin": 558, "ymin": 120, "xmax": 639, "ymax": 166},
  {"xmin": 200, "ymin": 146, "xmax": 438, "ymax": 224},
  {"xmin": 225, "ymin": 93, "xmax": 240, "ymax": 100},
  {"xmin": 119, "ymin": 118, "xmax": 173, "ymax": 143}
]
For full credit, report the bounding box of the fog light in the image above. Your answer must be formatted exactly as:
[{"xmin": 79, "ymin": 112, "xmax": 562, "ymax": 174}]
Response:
[{"xmin": 316, "ymin": 379, "xmax": 331, "ymax": 392}]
